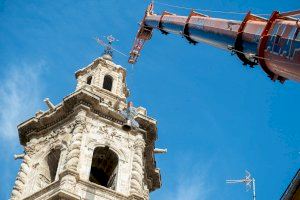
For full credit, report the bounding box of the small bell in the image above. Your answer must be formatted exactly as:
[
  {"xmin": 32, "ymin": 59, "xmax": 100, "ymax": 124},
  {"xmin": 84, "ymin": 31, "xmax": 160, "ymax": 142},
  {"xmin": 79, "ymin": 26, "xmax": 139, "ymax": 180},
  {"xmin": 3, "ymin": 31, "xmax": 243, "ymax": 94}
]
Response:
[
  {"xmin": 122, "ymin": 120, "xmax": 132, "ymax": 131},
  {"xmin": 120, "ymin": 101, "xmax": 139, "ymax": 132}
]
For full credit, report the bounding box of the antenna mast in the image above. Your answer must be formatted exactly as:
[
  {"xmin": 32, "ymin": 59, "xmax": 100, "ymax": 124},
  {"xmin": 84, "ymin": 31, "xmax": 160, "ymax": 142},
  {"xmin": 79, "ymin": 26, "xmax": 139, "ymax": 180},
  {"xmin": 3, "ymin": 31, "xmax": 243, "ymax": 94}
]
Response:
[{"xmin": 226, "ymin": 170, "xmax": 256, "ymax": 200}]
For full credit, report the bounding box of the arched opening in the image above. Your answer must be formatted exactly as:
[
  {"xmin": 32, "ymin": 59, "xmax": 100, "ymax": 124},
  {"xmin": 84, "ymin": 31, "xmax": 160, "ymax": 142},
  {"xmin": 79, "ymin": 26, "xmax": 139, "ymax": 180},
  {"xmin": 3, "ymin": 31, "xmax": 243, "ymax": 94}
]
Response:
[
  {"xmin": 89, "ymin": 146, "xmax": 118, "ymax": 189},
  {"xmin": 40, "ymin": 148, "xmax": 61, "ymax": 184},
  {"xmin": 103, "ymin": 75, "xmax": 113, "ymax": 91},
  {"xmin": 87, "ymin": 76, "xmax": 93, "ymax": 85}
]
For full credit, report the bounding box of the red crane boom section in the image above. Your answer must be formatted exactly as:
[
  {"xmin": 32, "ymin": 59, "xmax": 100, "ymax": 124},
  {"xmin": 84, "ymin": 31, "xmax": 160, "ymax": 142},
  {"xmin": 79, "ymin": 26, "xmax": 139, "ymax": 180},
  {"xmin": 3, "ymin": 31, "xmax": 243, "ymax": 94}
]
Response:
[{"xmin": 129, "ymin": 3, "xmax": 300, "ymax": 83}]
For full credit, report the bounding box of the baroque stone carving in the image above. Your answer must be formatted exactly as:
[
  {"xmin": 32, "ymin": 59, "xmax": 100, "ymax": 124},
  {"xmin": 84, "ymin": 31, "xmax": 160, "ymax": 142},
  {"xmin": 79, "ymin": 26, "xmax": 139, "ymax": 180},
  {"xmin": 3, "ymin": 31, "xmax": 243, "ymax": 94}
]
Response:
[
  {"xmin": 64, "ymin": 111, "xmax": 87, "ymax": 171},
  {"xmin": 99, "ymin": 124, "xmax": 122, "ymax": 141},
  {"xmin": 99, "ymin": 124, "xmax": 110, "ymax": 133},
  {"xmin": 10, "ymin": 154, "xmax": 31, "ymax": 200},
  {"xmin": 130, "ymin": 138, "xmax": 145, "ymax": 194},
  {"xmin": 11, "ymin": 56, "xmax": 161, "ymax": 200}
]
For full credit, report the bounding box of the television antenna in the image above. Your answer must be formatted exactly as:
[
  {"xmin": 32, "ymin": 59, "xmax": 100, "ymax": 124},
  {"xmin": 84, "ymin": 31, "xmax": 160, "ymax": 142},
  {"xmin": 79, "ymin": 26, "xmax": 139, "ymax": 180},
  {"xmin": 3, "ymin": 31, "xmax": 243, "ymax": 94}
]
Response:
[{"xmin": 226, "ymin": 170, "xmax": 256, "ymax": 200}]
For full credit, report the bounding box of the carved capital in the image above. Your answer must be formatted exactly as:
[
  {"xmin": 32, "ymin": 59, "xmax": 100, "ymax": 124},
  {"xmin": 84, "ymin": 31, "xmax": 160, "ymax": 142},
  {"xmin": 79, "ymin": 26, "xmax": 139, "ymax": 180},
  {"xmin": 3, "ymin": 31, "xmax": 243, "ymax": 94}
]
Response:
[
  {"xmin": 72, "ymin": 117, "xmax": 87, "ymax": 135},
  {"xmin": 134, "ymin": 139, "xmax": 145, "ymax": 150}
]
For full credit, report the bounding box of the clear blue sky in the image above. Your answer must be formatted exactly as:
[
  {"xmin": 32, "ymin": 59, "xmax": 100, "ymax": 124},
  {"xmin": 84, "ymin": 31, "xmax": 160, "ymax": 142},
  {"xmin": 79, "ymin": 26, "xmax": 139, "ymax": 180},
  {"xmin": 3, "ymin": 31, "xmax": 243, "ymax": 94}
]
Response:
[{"xmin": 1, "ymin": 0, "xmax": 300, "ymax": 199}]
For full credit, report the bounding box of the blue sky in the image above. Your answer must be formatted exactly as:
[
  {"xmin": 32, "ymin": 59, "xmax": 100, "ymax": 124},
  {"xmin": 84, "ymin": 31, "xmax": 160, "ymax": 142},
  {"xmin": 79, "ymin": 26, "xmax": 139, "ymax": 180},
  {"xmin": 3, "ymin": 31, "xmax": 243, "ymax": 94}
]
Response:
[{"xmin": 1, "ymin": 0, "xmax": 300, "ymax": 199}]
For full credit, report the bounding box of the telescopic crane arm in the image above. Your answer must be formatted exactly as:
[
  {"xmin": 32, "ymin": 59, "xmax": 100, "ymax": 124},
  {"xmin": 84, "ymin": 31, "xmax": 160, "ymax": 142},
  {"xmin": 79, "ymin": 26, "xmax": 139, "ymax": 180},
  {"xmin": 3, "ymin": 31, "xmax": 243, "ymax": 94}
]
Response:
[{"xmin": 129, "ymin": 3, "xmax": 300, "ymax": 83}]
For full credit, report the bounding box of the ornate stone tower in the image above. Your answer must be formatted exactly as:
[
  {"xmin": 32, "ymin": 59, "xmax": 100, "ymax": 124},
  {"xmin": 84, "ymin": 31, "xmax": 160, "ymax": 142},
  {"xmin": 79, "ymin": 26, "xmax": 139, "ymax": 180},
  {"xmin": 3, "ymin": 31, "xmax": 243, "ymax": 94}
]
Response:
[{"xmin": 10, "ymin": 44, "xmax": 162, "ymax": 200}]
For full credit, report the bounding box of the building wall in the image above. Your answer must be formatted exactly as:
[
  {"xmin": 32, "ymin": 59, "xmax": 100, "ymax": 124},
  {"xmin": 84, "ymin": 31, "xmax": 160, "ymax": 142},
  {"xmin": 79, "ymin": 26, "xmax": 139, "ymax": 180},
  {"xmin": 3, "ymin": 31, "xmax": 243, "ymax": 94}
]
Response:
[
  {"xmin": 75, "ymin": 60, "xmax": 127, "ymax": 99},
  {"xmin": 11, "ymin": 57, "xmax": 159, "ymax": 200},
  {"xmin": 13, "ymin": 109, "xmax": 148, "ymax": 200}
]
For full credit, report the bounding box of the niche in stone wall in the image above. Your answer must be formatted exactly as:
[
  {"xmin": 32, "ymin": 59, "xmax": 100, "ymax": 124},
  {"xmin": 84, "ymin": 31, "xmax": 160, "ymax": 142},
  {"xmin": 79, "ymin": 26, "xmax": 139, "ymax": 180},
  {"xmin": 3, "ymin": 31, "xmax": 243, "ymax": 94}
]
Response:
[
  {"xmin": 89, "ymin": 146, "xmax": 118, "ymax": 190},
  {"xmin": 40, "ymin": 148, "xmax": 61, "ymax": 184}
]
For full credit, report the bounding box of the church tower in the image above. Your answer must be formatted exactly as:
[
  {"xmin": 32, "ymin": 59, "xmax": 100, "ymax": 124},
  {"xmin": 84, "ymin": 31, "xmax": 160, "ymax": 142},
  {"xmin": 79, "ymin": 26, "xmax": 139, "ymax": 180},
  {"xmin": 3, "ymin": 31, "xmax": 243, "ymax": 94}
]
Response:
[{"xmin": 10, "ymin": 39, "xmax": 162, "ymax": 200}]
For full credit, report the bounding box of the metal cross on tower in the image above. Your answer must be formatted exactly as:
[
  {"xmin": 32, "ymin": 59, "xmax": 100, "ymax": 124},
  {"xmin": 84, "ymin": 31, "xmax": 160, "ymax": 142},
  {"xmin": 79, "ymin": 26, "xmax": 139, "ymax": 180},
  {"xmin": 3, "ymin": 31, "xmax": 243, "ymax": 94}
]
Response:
[
  {"xmin": 226, "ymin": 170, "xmax": 256, "ymax": 200},
  {"xmin": 95, "ymin": 35, "xmax": 127, "ymax": 59},
  {"xmin": 96, "ymin": 35, "xmax": 118, "ymax": 58}
]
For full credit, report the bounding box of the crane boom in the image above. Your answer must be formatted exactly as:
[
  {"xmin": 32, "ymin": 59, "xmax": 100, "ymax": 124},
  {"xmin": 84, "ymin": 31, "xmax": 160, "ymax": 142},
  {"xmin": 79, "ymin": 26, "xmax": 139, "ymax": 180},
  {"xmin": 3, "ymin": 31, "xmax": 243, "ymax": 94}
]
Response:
[{"xmin": 129, "ymin": 3, "xmax": 300, "ymax": 83}]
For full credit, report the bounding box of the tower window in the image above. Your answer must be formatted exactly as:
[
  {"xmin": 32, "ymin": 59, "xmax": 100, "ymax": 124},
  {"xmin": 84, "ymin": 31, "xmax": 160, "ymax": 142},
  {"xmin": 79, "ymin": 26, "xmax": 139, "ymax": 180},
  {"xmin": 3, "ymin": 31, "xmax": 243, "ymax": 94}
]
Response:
[
  {"xmin": 87, "ymin": 76, "xmax": 93, "ymax": 85},
  {"xmin": 89, "ymin": 147, "xmax": 118, "ymax": 190},
  {"xmin": 45, "ymin": 149, "xmax": 61, "ymax": 183},
  {"xmin": 103, "ymin": 75, "xmax": 113, "ymax": 91}
]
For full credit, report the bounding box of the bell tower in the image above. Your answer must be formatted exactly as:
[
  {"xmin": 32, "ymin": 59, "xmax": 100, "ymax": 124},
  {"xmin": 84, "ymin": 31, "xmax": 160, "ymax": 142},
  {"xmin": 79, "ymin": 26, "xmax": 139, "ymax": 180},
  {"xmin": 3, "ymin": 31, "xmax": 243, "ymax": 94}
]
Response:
[{"xmin": 10, "ymin": 38, "xmax": 162, "ymax": 200}]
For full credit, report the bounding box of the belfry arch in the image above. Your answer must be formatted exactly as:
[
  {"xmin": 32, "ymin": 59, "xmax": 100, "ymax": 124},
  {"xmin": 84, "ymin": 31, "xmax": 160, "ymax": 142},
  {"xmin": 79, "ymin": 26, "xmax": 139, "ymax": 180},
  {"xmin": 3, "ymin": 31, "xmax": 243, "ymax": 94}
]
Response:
[
  {"xmin": 39, "ymin": 148, "xmax": 61, "ymax": 184},
  {"xmin": 89, "ymin": 146, "xmax": 119, "ymax": 190},
  {"xmin": 103, "ymin": 75, "xmax": 113, "ymax": 91}
]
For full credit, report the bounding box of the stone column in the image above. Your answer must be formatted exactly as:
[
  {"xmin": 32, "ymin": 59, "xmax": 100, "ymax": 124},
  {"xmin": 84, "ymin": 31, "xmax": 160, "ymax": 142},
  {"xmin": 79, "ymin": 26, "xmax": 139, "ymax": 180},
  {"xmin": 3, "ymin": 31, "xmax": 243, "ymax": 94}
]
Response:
[
  {"xmin": 60, "ymin": 110, "xmax": 86, "ymax": 191},
  {"xmin": 64, "ymin": 110, "xmax": 86, "ymax": 171},
  {"xmin": 130, "ymin": 136, "xmax": 145, "ymax": 196},
  {"xmin": 11, "ymin": 149, "xmax": 32, "ymax": 200}
]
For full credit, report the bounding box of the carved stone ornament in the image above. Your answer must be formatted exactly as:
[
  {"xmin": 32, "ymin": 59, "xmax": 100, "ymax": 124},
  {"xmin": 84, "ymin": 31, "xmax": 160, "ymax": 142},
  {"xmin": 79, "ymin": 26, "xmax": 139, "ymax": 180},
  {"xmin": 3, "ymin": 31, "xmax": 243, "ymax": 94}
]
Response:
[
  {"xmin": 134, "ymin": 139, "xmax": 145, "ymax": 150},
  {"xmin": 130, "ymin": 138, "xmax": 146, "ymax": 195},
  {"xmin": 11, "ymin": 57, "xmax": 162, "ymax": 199},
  {"xmin": 64, "ymin": 113, "xmax": 87, "ymax": 171}
]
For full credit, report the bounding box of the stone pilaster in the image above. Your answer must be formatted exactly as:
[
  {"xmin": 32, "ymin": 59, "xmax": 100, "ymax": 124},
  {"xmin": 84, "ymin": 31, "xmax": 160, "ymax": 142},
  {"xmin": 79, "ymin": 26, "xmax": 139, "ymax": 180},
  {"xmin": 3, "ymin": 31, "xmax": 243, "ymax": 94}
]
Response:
[
  {"xmin": 64, "ymin": 110, "xmax": 86, "ymax": 171},
  {"xmin": 130, "ymin": 136, "xmax": 145, "ymax": 196},
  {"xmin": 60, "ymin": 110, "xmax": 86, "ymax": 192}
]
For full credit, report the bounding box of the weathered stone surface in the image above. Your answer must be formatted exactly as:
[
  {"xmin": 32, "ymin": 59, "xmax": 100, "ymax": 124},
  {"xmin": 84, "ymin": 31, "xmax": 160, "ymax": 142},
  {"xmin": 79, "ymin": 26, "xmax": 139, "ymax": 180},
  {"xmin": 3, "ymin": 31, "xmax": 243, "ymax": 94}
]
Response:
[{"xmin": 10, "ymin": 56, "xmax": 161, "ymax": 200}]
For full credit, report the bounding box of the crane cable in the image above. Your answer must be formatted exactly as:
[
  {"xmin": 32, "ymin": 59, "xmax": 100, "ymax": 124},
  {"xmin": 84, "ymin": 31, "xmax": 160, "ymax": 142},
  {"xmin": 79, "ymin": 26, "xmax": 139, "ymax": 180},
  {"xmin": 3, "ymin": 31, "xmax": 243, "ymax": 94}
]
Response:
[{"xmin": 153, "ymin": 0, "xmax": 271, "ymax": 16}]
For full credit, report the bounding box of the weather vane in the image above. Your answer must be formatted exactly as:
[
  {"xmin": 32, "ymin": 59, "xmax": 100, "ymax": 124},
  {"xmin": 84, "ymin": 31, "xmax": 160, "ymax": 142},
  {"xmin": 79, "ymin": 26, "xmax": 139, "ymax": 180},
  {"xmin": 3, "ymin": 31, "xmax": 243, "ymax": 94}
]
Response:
[
  {"xmin": 95, "ymin": 35, "xmax": 118, "ymax": 58},
  {"xmin": 95, "ymin": 35, "xmax": 127, "ymax": 59},
  {"xmin": 226, "ymin": 170, "xmax": 256, "ymax": 200}
]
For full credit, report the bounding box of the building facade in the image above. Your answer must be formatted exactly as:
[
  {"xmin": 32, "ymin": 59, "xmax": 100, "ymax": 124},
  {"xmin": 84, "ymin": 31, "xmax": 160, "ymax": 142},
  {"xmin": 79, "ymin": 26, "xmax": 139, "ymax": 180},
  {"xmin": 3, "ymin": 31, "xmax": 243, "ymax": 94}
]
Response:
[
  {"xmin": 10, "ymin": 53, "xmax": 161, "ymax": 200},
  {"xmin": 281, "ymin": 169, "xmax": 300, "ymax": 200}
]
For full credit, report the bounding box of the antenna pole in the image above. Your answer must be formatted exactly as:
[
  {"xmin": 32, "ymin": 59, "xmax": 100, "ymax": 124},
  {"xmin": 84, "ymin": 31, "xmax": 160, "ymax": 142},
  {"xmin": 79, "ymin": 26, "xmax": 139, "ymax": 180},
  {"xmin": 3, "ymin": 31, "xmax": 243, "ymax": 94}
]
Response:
[
  {"xmin": 252, "ymin": 178, "xmax": 256, "ymax": 200},
  {"xmin": 226, "ymin": 171, "xmax": 256, "ymax": 200}
]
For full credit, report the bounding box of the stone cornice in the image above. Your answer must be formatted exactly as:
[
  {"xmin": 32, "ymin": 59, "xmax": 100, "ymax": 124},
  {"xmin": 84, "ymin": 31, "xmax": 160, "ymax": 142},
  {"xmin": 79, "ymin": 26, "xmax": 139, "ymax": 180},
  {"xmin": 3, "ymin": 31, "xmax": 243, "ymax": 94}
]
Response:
[
  {"xmin": 78, "ymin": 179, "xmax": 130, "ymax": 199},
  {"xmin": 47, "ymin": 190, "xmax": 81, "ymax": 200},
  {"xmin": 18, "ymin": 89, "xmax": 125, "ymax": 145},
  {"xmin": 75, "ymin": 57, "xmax": 127, "ymax": 82},
  {"xmin": 81, "ymin": 83, "xmax": 127, "ymax": 102},
  {"xmin": 24, "ymin": 179, "xmax": 145, "ymax": 200},
  {"xmin": 23, "ymin": 180, "xmax": 61, "ymax": 200}
]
